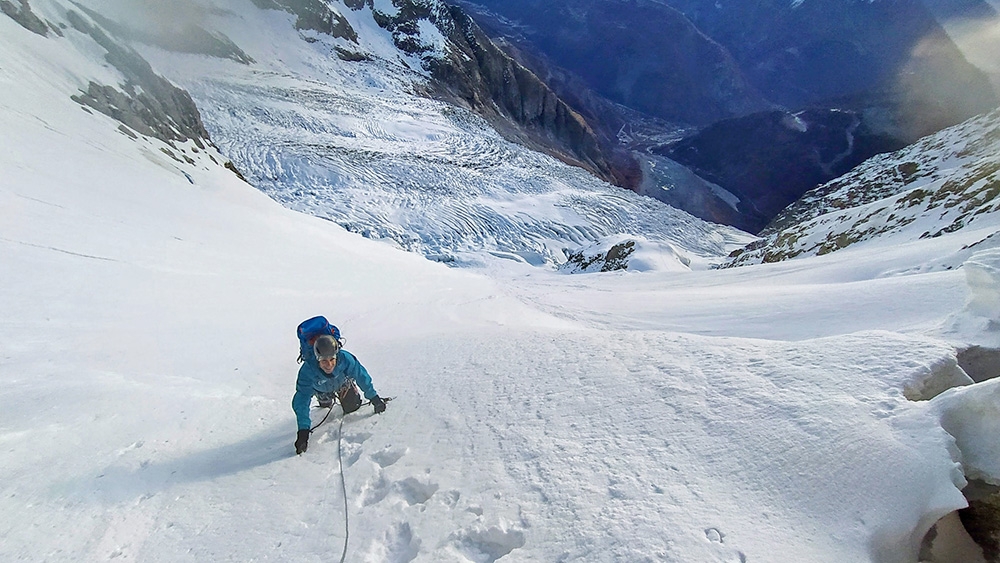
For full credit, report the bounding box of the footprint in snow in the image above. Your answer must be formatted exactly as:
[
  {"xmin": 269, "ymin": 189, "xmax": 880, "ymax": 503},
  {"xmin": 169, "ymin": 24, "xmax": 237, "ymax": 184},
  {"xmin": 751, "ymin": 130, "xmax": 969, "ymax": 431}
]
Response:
[
  {"xmin": 339, "ymin": 432, "xmax": 374, "ymax": 467},
  {"xmin": 359, "ymin": 470, "xmax": 392, "ymax": 507},
  {"xmin": 440, "ymin": 489, "xmax": 461, "ymax": 508},
  {"xmin": 371, "ymin": 445, "xmax": 408, "ymax": 468},
  {"xmin": 704, "ymin": 528, "xmax": 748, "ymax": 562},
  {"xmin": 344, "ymin": 445, "xmax": 364, "ymax": 468},
  {"xmin": 449, "ymin": 522, "xmax": 525, "ymax": 563},
  {"xmin": 359, "ymin": 472, "xmax": 439, "ymax": 507},
  {"xmin": 344, "ymin": 431, "xmax": 372, "ymax": 444},
  {"xmin": 396, "ymin": 477, "xmax": 438, "ymax": 506},
  {"xmin": 364, "ymin": 521, "xmax": 420, "ymax": 563}
]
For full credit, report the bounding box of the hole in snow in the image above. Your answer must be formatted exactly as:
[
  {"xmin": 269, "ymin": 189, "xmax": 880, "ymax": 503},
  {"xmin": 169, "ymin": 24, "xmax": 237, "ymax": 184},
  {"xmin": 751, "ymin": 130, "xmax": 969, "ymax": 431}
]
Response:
[
  {"xmin": 960, "ymin": 481, "xmax": 1000, "ymax": 563},
  {"xmin": 451, "ymin": 524, "xmax": 526, "ymax": 563},
  {"xmin": 919, "ymin": 511, "xmax": 987, "ymax": 563}
]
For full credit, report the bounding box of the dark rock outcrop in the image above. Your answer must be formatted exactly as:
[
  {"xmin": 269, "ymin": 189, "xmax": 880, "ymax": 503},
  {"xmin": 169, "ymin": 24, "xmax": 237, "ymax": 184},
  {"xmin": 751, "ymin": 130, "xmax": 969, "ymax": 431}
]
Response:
[
  {"xmin": 961, "ymin": 482, "xmax": 1000, "ymax": 563},
  {"xmin": 66, "ymin": 10, "xmax": 210, "ymax": 146},
  {"xmin": 1, "ymin": 0, "xmax": 49, "ymax": 36},
  {"xmin": 563, "ymin": 240, "xmax": 637, "ymax": 273},
  {"xmin": 250, "ymin": 0, "xmax": 358, "ymax": 42},
  {"xmin": 466, "ymin": 26, "xmax": 648, "ymax": 189},
  {"xmin": 420, "ymin": 5, "xmax": 621, "ymax": 185}
]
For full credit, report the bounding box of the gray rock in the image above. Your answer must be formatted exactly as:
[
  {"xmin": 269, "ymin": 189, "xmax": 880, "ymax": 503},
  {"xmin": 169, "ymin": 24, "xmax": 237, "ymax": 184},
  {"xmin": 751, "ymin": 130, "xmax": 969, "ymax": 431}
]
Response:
[
  {"xmin": 66, "ymin": 10, "xmax": 210, "ymax": 146},
  {"xmin": 1, "ymin": 0, "xmax": 49, "ymax": 36}
]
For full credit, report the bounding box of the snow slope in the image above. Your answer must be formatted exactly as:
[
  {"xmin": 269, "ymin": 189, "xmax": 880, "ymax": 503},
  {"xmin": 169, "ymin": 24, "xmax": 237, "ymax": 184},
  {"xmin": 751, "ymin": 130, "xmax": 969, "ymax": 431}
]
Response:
[{"xmin": 3, "ymin": 2, "xmax": 1000, "ymax": 563}]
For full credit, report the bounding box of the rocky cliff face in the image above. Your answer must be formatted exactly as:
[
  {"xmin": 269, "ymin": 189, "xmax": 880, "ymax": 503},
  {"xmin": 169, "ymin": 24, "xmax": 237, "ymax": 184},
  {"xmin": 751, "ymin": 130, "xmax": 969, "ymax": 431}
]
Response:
[
  {"xmin": 454, "ymin": 0, "xmax": 771, "ymax": 127},
  {"xmin": 252, "ymin": 0, "xmax": 627, "ymax": 186},
  {"xmin": 490, "ymin": 38, "xmax": 648, "ymax": 189},
  {"xmin": 64, "ymin": 9, "xmax": 211, "ymax": 147},
  {"xmin": 1, "ymin": 0, "xmax": 50, "ymax": 35},
  {"xmin": 1, "ymin": 3, "xmax": 253, "ymax": 183},
  {"xmin": 386, "ymin": 2, "xmax": 623, "ymax": 185},
  {"xmin": 250, "ymin": 0, "xmax": 359, "ymax": 40}
]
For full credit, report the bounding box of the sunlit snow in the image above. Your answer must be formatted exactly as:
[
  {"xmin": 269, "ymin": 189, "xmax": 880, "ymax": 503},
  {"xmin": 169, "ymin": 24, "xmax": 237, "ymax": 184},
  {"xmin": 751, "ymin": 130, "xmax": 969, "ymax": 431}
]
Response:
[{"xmin": 2, "ymin": 2, "xmax": 1000, "ymax": 563}]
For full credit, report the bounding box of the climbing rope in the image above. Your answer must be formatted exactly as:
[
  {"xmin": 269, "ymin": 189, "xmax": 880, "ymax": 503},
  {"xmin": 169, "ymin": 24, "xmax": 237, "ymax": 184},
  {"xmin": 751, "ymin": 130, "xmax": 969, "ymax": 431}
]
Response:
[
  {"xmin": 308, "ymin": 400, "xmax": 350, "ymax": 562},
  {"xmin": 335, "ymin": 413, "xmax": 349, "ymax": 563},
  {"xmin": 310, "ymin": 397, "xmax": 393, "ymax": 432},
  {"xmin": 307, "ymin": 396, "xmax": 394, "ymax": 562},
  {"xmin": 309, "ymin": 406, "xmax": 334, "ymax": 432}
]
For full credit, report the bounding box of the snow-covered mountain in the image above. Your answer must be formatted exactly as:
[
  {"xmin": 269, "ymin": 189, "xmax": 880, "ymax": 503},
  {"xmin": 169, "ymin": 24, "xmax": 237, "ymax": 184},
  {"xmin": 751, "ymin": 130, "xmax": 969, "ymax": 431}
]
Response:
[
  {"xmin": 727, "ymin": 109, "xmax": 1000, "ymax": 267},
  {"xmin": 4, "ymin": 1, "xmax": 1000, "ymax": 562},
  {"xmin": 53, "ymin": 0, "xmax": 746, "ymax": 270}
]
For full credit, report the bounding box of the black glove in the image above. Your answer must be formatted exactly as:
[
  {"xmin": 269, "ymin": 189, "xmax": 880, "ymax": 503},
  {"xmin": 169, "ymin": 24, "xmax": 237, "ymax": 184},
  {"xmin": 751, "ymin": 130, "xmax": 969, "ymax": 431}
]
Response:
[
  {"xmin": 371, "ymin": 395, "xmax": 386, "ymax": 414},
  {"xmin": 294, "ymin": 429, "xmax": 310, "ymax": 454}
]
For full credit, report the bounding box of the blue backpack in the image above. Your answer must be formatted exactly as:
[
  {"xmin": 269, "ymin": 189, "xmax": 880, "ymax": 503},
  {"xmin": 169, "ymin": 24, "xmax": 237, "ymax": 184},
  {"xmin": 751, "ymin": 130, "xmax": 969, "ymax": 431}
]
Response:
[{"xmin": 296, "ymin": 315, "xmax": 341, "ymax": 363}]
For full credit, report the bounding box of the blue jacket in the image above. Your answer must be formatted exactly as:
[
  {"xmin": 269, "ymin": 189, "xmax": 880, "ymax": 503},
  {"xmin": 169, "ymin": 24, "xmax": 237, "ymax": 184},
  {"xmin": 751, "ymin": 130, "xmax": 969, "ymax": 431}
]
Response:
[{"xmin": 292, "ymin": 349, "xmax": 378, "ymax": 430}]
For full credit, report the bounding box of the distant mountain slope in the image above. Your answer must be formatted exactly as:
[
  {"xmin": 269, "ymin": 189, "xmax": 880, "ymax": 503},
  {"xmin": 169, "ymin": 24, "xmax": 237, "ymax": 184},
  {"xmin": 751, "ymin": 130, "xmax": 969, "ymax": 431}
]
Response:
[
  {"xmin": 726, "ymin": 109, "xmax": 1000, "ymax": 266},
  {"xmin": 80, "ymin": 0, "xmax": 630, "ymax": 187},
  {"xmin": 453, "ymin": 0, "xmax": 771, "ymax": 127},
  {"xmin": 915, "ymin": 0, "xmax": 1000, "ymax": 93},
  {"xmin": 663, "ymin": 0, "xmax": 997, "ymax": 135},
  {"xmin": 7, "ymin": 5, "xmax": 1000, "ymax": 562},
  {"xmin": 663, "ymin": 108, "xmax": 906, "ymax": 234},
  {"xmin": 10, "ymin": 0, "xmax": 746, "ymax": 269},
  {"xmin": 460, "ymin": 0, "xmax": 998, "ymax": 138},
  {"xmin": 455, "ymin": 0, "xmax": 999, "ymax": 236}
]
